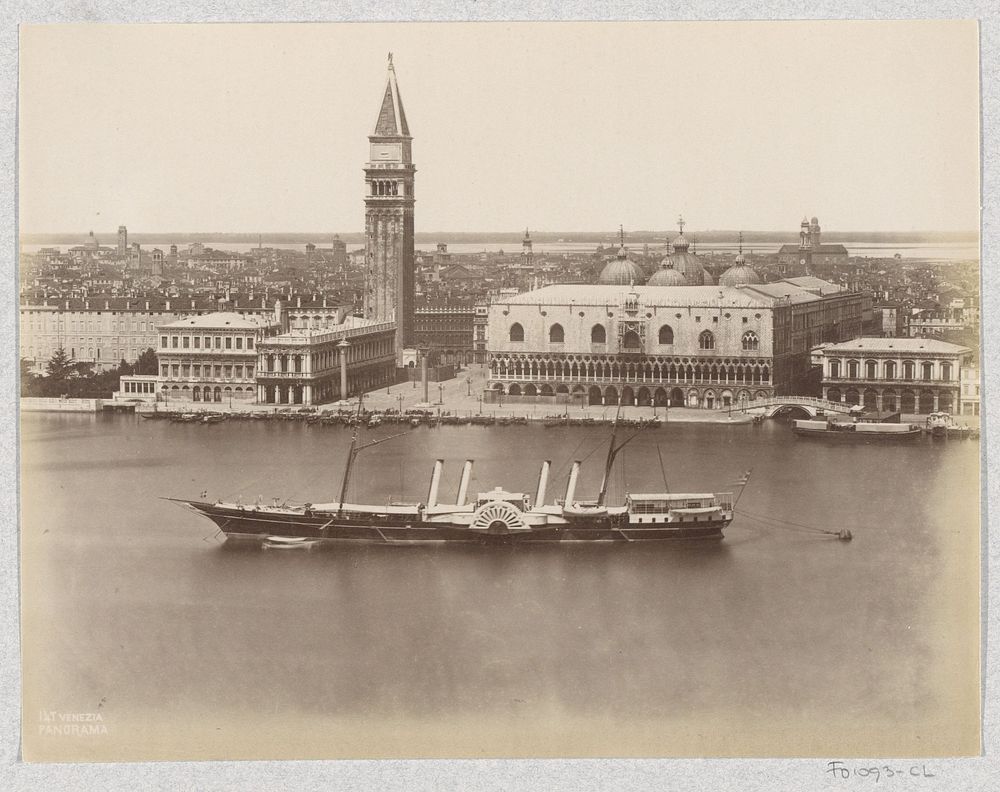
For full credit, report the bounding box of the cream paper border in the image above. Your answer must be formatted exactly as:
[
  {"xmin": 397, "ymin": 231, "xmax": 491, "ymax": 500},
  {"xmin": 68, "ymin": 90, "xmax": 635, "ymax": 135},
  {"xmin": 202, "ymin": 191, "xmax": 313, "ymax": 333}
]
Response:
[{"xmin": 2, "ymin": 4, "xmax": 997, "ymax": 791}]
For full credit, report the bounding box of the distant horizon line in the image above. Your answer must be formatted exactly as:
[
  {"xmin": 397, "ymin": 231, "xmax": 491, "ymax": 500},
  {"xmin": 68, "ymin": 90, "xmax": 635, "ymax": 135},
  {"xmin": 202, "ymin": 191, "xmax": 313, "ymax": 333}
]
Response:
[{"xmin": 19, "ymin": 229, "xmax": 981, "ymax": 242}]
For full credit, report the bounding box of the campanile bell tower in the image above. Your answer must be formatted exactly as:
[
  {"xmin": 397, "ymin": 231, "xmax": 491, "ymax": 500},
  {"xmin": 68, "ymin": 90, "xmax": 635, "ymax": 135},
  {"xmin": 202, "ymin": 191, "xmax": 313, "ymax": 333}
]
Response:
[{"xmin": 364, "ymin": 52, "xmax": 416, "ymax": 360}]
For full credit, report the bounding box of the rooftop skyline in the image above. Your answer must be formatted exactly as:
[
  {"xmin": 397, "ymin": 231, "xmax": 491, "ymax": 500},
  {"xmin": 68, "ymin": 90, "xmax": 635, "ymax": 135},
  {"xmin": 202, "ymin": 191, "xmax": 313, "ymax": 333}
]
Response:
[{"xmin": 18, "ymin": 21, "xmax": 980, "ymax": 235}]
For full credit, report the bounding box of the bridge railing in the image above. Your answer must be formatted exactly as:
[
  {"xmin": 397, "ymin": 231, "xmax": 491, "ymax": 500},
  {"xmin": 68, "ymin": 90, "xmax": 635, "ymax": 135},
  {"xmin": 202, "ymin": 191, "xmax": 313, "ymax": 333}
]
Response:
[{"xmin": 743, "ymin": 396, "xmax": 853, "ymax": 413}]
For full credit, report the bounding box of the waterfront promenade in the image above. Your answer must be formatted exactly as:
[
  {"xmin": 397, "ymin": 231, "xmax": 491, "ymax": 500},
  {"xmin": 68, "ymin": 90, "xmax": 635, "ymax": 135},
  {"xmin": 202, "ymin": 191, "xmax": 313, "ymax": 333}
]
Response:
[
  {"xmin": 136, "ymin": 363, "xmax": 980, "ymax": 428},
  {"xmin": 142, "ymin": 364, "xmax": 755, "ymax": 424}
]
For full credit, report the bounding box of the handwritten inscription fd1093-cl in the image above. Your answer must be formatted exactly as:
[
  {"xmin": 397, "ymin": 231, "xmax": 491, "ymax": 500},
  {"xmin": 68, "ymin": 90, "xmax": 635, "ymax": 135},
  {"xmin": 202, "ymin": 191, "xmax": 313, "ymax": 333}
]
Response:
[{"xmin": 827, "ymin": 762, "xmax": 936, "ymax": 782}]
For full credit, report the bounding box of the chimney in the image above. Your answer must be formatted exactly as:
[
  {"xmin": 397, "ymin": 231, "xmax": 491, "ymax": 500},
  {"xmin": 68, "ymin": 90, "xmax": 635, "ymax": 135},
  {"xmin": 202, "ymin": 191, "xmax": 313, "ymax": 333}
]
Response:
[
  {"xmin": 166, "ymin": 300, "xmax": 171, "ymax": 310},
  {"xmin": 456, "ymin": 460, "xmax": 474, "ymax": 506},
  {"xmin": 535, "ymin": 460, "xmax": 551, "ymax": 507},
  {"xmin": 104, "ymin": 300, "xmax": 109, "ymax": 309},
  {"xmin": 145, "ymin": 301, "xmax": 150, "ymax": 310},
  {"xmin": 297, "ymin": 296, "xmax": 301, "ymax": 308},
  {"xmin": 427, "ymin": 460, "xmax": 444, "ymax": 508},
  {"xmin": 565, "ymin": 461, "xmax": 581, "ymax": 505}
]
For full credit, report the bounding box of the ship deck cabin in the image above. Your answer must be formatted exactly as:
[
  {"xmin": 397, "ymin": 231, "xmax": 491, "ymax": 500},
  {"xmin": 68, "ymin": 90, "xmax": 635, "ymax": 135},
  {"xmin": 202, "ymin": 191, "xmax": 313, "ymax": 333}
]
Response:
[{"xmin": 626, "ymin": 492, "xmax": 733, "ymax": 525}]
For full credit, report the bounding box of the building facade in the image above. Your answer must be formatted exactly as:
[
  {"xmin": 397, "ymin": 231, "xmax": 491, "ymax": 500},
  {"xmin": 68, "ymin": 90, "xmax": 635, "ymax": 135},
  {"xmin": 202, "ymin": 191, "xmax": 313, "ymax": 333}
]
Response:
[
  {"xmin": 960, "ymin": 364, "xmax": 980, "ymax": 416},
  {"xmin": 486, "ymin": 280, "xmax": 864, "ymax": 409},
  {"xmin": 412, "ymin": 304, "xmax": 475, "ymax": 366},
  {"xmin": 814, "ymin": 337, "xmax": 971, "ymax": 414},
  {"xmin": 364, "ymin": 53, "xmax": 415, "ymax": 360},
  {"xmin": 156, "ymin": 312, "xmax": 283, "ymax": 404},
  {"xmin": 473, "ymin": 301, "xmax": 489, "ymax": 363},
  {"xmin": 255, "ymin": 319, "xmax": 396, "ymax": 405},
  {"xmin": 19, "ymin": 293, "xmax": 348, "ymax": 373},
  {"xmin": 20, "ymin": 296, "xmax": 224, "ymax": 373}
]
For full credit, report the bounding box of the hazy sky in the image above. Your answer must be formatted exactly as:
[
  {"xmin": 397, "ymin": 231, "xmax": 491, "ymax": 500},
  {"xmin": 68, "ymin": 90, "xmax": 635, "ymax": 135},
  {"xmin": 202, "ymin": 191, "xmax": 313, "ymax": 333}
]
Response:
[{"xmin": 19, "ymin": 21, "xmax": 980, "ymax": 235}]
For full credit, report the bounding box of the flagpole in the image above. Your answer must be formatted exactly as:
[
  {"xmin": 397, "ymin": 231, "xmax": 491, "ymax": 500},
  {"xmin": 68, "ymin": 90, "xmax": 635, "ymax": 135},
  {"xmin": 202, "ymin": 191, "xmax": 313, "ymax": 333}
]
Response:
[{"xmin": 734, "ymin": 468, "xmax": 752, "ymax": 507}]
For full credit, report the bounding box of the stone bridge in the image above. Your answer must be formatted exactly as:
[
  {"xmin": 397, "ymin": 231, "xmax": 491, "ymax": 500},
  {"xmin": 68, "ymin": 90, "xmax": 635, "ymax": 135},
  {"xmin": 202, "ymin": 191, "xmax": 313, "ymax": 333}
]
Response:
[{"xmin": 743, "ymin": 396, "xmax": 855, "ymax": 418}]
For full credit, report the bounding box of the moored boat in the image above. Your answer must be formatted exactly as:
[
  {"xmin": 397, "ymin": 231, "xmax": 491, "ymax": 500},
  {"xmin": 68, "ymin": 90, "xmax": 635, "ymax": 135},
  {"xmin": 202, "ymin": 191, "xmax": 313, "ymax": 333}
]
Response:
[{"xmin": 793, "ymin": 416, "xmax": 922, "ymax": 441}]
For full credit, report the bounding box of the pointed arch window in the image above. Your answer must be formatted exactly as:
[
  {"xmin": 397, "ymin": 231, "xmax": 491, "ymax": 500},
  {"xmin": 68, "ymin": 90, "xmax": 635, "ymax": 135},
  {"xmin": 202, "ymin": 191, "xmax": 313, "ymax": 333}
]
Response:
[
  {"xmin": 509, "ymin": 323, "xmax": 524, "ymax": 343},
  {"xmin": 699, "ymin": 330, "xmax": 715, "ymax": 350},
  {"xmin": 591, "ymin": 324, "xmax": 606, "ymax": 344},
  {"xmin": 622, "ymin": 330, "xmax": 642, "ymax": 351},
  {"xmin": 658, "ymin": 325, "xmax": 674, "ymax": 344},
  {"xmin": 549, "ymin": 324, "xmax": 565, "ymax": 343},
  {"xmin": 741, "ymin": 331, "xmax": 759, "ymax": 351}
]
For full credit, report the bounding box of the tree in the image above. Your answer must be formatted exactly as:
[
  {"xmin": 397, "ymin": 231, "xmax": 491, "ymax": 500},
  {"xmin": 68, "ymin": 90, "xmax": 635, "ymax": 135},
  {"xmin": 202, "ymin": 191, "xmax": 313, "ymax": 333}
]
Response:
[
  {"xmin": 44, "ymin": 347, "xmax": 75, "ymax": 381},
  {"xmin": 20, "ymin": 358, "xmax": 40, "ymax": 396},
  {"xmin": 134, "ymin": 347, "xmax": 158, "ymax": 375},
  {"xmin": 71, "ymin": 360, "xmax": 95, "ymax": 379}
]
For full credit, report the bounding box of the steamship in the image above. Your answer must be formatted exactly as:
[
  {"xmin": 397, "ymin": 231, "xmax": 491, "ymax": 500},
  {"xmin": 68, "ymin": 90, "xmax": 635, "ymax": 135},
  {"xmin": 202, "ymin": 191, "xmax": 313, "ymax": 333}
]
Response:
[{"xmin": 168, "ymin": 402, "xmax": 744, "ymax": 545}]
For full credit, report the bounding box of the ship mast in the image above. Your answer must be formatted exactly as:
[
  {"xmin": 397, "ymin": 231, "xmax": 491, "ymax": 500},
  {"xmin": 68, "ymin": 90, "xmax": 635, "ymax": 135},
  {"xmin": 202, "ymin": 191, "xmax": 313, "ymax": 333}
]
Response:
[
  {"xmin": 596, "ymin": 389, "xmax": 640, "ymax": 506},
  {"xmin": 336, "ymin": 395, "xmax": 366, "ymax": 516},
  {"xmin": 336, "ymin": 395, "xmax": 410, "ymax": 516}
]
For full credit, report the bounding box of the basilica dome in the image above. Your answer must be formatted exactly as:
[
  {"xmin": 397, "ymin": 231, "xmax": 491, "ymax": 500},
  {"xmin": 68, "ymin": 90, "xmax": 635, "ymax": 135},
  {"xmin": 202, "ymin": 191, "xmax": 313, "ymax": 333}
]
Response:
[
  {"xmin": 667, "ymin": 233, "xmax": 712, "ymax": 285},
  {"xmin": 647, "ymin": 258, "xmax": 689, "ymax": 286},
  {"xmin": 598, "ymin": 244, "xmax": 645, "ymax": 286},
  {"xmin": 719, "ymin": 251, "xmax": 763, "ymax": 287}
]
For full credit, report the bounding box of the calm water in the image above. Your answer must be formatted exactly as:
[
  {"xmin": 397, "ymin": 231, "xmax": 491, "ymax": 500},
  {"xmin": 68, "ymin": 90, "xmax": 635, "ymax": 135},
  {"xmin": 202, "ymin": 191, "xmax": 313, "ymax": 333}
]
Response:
[{"xmin": 20, "ymin": 414, "xmax": 980, "ymax": 759}]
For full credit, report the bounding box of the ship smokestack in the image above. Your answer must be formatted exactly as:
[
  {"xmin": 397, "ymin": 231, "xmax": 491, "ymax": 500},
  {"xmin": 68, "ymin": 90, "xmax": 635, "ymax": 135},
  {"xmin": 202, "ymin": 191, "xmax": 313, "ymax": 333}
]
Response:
[
  {"xmin": 456, "ymin": 460, "xmax": 473, "ymax": 506},
  {"xmin": 427, "ymin": 459, "xmax": 444, "ymax": 508},
  {"xmin": 565, "ymin": 461, "xmax": 581, "ymax": 505},
  {"xmin": 535, "ymin": 460, "xmax": 551, "ymax": 507}
]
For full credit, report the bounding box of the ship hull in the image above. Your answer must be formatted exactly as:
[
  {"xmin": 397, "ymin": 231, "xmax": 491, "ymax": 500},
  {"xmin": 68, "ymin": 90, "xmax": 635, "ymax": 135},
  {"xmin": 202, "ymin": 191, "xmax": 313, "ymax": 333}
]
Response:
[
  {"xmin": 183, "ymin": 502, "xmax": 726, "ymax": 544},
  {"xmin": 793, "ymin": 427, "xmax": 922, "ymax": 442}
]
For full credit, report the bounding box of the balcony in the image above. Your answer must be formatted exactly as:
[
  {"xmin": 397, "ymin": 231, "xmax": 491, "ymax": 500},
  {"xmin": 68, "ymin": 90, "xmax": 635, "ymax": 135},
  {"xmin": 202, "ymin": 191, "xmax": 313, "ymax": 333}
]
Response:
[
  {"xmin": 824, "ymin": 375, "xmax": 955, "ymax": 387},
  {"xmin": 160, "ymin": 347, "xmax": 256, "ymax": 357},
  {"xmin": 255, "ymin": 370, "xmax": 313, "ymax": 380},
  {"xmin": 491, "ymin": 372, "xmax": 770, "ymax": 386},
  {"xmin": 160, "ymin": 376, "xmax": 256, "ymax": 385}
]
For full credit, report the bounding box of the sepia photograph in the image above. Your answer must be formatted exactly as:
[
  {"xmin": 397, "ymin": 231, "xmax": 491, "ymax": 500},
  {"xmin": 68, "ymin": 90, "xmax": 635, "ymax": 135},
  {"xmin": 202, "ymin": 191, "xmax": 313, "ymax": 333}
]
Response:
[{"xmin": 15, "ymin": 19, "xmax": 982, "ymax": 766}]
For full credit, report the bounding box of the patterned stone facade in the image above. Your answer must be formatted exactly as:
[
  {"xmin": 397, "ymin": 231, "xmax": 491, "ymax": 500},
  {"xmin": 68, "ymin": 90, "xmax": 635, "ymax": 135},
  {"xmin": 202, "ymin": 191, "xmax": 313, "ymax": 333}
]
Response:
[
  {"xmin": 486, "ymin": 281, "xmax": 866, "ymax": 408},
  {"xmin": 487, "ymin": 285, "xmax": 779, "ymax": 408}
]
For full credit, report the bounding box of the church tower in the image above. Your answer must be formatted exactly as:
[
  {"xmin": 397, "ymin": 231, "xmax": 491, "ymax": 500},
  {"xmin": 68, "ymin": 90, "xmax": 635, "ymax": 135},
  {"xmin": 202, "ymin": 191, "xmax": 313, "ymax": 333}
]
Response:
[
  {"xmin": 364, "ymin": 53, "xmax": 416, "ymax": 360},
  {"xmin": 521, "ymin": 228, "xmax": 534, "ymax": 271}
]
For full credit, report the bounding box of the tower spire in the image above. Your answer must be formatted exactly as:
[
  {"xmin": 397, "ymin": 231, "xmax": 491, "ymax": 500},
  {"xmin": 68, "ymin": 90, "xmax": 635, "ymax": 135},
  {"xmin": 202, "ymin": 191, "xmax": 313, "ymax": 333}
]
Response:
[
  {"xmin": 677, "ymin": 215, "xmax": 685, "ymax": 234},
  {"xmin": 373, "ymin": 53, "xmax": 409, "ymax": 136}
]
